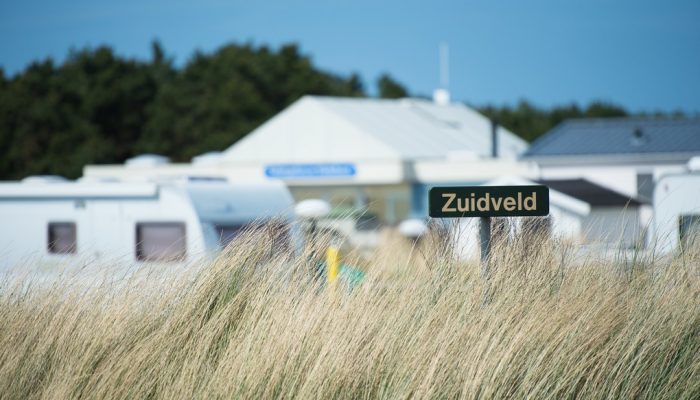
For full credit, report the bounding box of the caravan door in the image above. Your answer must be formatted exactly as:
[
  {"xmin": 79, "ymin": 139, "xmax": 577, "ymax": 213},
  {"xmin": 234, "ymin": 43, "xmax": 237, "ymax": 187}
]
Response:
[{"xmin": 86, "ymin": 200, "xmax": 128, "ymax": 263}]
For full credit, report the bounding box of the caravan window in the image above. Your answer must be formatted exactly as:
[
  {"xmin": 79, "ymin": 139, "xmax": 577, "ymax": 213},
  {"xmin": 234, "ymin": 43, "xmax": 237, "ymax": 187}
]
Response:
[
  {"xmin": 136, "ymin": 222, "xmax": 186, "ymax": 262},
  {"xmin": 215, "ymin": 222, "xmax": 290, "ymax": 250},
  {"xmin": 48, "ymin": 222, "xmax": 77, "ymax": 254},
  {"xmin": 215, "ymin": 224, "xmax": 247, "ymax": 247},
  {"xmin": 356, "ymin": 214, "xmax": 380, "ymax": 231}
]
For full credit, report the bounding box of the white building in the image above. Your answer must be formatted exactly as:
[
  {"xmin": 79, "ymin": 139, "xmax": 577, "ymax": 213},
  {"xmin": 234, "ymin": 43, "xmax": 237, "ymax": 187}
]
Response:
[
  {"xmin": 523, "ymin": 118, "xmax": 700, "ymax": 245},
  {"xmin": 85, "ymin": 95, "xmax": 533, "ymax": 225}
]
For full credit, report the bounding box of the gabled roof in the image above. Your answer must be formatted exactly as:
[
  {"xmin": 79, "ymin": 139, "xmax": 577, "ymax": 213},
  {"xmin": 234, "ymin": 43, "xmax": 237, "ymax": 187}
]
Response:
[
  {"xmin": 223, "ymin": 96, "xmax": 528, "ymax": 163},
  {"xmin": 523, "ymin": 118, "xmax": 700, "ymax": 161},
  {"xmin": 536, "ymin": 178, "xmax": 644, "ymax": 207}
]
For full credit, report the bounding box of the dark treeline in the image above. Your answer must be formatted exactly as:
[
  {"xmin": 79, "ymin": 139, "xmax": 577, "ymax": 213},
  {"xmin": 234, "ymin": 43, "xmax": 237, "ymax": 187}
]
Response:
[
  {"xmin": 0, "ymin": 41, "xmax": 686, "ymax": 179},
  {"xmin": 0, "ymin": 42, "xmax": 372, "ymax": 179}
]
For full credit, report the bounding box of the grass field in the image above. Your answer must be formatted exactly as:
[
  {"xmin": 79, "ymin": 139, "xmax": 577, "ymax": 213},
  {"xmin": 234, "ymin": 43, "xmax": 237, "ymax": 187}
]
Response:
[{"xmin": 1, "ymin": 228, "xmax": 699, "ymax": 399}]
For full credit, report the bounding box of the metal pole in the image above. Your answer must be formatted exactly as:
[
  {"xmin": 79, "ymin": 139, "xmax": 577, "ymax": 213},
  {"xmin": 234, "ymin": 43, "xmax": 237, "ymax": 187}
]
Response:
[{"xmin": 480, "ymin": 216, "xmax": 491, "ymax": 304}]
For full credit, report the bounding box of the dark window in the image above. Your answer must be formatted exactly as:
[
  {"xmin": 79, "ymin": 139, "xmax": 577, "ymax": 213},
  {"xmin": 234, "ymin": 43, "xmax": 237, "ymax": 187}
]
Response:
[
  {"xmin": 216, "ymin": 221, "xmax": 291, "ymax": 251},
  {"xmin": 215, "ymin": 224, "xmax": 247, "ymax": 247},
  {"xmin": 679, "ymin": 215, "xmax": 700, "ymax": 250},
  {"xmin": 136, "ymin": 222, "xmax": 186, "ymax": 262},
  {"xmin": 48, "ymin": 222, "xmax": 77, "ymax": 254},
  {"xmin": 355, "ymin": 214, "xmax": 380, "ymax": 231}
]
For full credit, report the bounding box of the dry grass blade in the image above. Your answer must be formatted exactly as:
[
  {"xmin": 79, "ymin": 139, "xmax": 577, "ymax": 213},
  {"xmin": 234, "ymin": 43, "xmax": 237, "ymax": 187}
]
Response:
[{"xmin": 0, "ymin": 227, "xmax": 699, "ymax": 399}]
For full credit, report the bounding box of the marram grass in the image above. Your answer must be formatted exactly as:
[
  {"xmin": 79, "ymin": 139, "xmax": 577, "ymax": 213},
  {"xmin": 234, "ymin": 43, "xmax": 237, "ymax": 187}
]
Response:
[{"xmin": 0, "ymin": 228, "xmax": 699, "ymax": 399}]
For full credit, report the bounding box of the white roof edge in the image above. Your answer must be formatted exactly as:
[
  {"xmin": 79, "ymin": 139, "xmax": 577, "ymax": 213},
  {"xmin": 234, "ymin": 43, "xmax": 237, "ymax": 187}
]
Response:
[
  {"xmin": 0, "ymin": 182, "xmax": 159, "ymax": 199},
  {"xmin": 484, "ymin": 175, "xmax": 591, "ymax": 216}
]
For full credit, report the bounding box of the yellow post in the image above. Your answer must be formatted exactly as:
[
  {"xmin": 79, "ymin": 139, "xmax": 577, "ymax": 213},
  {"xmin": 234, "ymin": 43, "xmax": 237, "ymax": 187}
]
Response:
[{"xmin": 326, "ymin": 245, "xmax": 340, "ymax": 286}]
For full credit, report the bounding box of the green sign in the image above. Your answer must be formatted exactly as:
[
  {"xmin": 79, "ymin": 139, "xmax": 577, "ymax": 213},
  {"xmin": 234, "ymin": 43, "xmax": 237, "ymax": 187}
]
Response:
[{"xmin": 429, "ymin": 185, "xmax": 549, "ymax": 218}]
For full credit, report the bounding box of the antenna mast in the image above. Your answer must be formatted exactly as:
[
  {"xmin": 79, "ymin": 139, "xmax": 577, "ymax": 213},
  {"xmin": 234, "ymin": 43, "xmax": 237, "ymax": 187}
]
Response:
[
  {"xmin": 439, "ymin": 42, "xmax": 449, "ymax": 89},
  {"xmin": 433, "ymin": 42, "xmax": 451, "ymax": 105}
]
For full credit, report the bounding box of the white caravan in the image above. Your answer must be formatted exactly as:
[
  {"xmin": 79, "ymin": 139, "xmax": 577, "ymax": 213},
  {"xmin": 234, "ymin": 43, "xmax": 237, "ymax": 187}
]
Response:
[
  {"xmin": 0, "ymin": 177, "xmax": 296, "ymax": 271},
  {"xmin": 652, "ymin": 166, "xmax": 700, "ymax": 254}
]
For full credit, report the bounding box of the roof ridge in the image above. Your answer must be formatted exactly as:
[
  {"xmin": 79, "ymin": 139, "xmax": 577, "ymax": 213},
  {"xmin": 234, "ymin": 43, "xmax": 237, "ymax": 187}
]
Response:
[{"xmin": 562, "ymin": 116, "xmax": 700, "ymax": 124}]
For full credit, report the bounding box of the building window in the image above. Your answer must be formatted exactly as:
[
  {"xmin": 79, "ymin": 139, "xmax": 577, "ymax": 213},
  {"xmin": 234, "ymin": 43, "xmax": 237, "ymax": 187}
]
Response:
[
  {"xmin": 136, "ymin": 222, "xmax": 186, "ymax": 262},
  {"xmin": 48, "ymin": 222, "xmax": 77, "ymax": 254},
  {"xmin": 679, "ymin": 215, "xmax": 700, "ymax": 250},
  {"xmin": 637, "ymin": 173, "xmax": 654, "ymax": 203}
]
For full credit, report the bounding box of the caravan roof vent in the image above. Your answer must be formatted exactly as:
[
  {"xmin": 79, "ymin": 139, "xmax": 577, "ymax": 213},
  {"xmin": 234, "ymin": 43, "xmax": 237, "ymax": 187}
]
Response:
[
  {"xmin": 22, "ymin": 175, "xmax": 69, "ymax": 184},
  {"xmin": 192, "ymin": 151, "xmax": 223, "ymax": 166},
  {"xmin": 125, "ymin": 154, "xmax": 170, "ymax": 168},
  {"xmin": 688, "ymin": 156, "xmax": 700, "ymax": 171}
]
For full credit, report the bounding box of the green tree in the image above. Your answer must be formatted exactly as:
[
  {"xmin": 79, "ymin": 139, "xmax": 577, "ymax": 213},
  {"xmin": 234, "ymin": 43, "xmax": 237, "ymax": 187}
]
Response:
[
  {"xmin": 478, "ymin": 100, "xmax": 631, "ymax": 142},
  {"xmin": 377, "ymin": 73, "xmax": 408, "ymax": 99},
  {"xmin": 0, "ymin": 42, "xmax": 366, "ymax": 178},
  {"xmin": 0, "ymin": 47, "xmax": 161, "ymax": 178},
  {"xmin": 138, "ymin": 43, "xmax": 366, "ymax": 161}
]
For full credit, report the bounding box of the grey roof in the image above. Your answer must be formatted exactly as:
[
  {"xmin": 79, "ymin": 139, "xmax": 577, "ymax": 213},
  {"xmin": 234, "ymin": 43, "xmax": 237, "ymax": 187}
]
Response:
[{"xmin": 524, "ymin": 118, "xmax": 700, "ymax": 159}]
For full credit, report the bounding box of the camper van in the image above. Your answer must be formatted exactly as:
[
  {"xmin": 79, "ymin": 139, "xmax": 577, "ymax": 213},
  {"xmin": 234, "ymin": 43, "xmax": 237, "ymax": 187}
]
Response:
[
  {"xmin": 653, "ymin": 167, "xmax": 700, "ymax": 254},
  {"xmin": 0, "ymin": 177, "xmax": 297, "ymax": 271}
]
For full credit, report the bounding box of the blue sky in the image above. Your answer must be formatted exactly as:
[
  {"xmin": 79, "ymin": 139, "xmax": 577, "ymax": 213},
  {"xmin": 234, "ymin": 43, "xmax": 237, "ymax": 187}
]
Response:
[{"xmin": 1, "ymin": 0, "xmax": 699, "ymax": 112}]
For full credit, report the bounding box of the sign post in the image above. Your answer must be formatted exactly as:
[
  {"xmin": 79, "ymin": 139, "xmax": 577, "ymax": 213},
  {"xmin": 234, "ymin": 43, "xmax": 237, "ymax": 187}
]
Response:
[{"xmin": 429, "ymin": 185, "xmax": 550, "ymax": 303}]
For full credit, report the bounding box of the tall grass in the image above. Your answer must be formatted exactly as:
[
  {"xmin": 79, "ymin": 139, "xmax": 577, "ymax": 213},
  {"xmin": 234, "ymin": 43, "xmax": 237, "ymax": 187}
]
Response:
[{"xmin": 0, "ymin": 227, "xmax": 699, "ymax": 399}]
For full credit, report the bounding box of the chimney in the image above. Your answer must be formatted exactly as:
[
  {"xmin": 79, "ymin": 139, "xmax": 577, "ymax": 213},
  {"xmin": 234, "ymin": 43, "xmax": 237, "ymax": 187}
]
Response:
[{"xmin": 491, "ymin": 119, "xmax": 499, "ymax": 158}]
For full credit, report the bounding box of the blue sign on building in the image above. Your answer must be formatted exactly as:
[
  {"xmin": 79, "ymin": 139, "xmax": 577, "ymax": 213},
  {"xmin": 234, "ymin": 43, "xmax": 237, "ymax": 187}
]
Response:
[{"xmin": 264, "ymin": 163, "xmax": 356, "ymax": 178}]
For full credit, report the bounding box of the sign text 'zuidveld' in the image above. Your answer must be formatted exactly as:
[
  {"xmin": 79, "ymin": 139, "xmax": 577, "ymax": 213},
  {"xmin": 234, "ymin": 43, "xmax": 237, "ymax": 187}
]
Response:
[{"xmin": 429, "ymin": 185, "xmax": 549, "ymax": 218}]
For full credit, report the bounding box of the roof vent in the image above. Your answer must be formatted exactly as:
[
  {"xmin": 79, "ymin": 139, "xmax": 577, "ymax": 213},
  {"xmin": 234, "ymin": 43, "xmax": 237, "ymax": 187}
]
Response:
[
  {"xmin": 125, "ymin": 154, "xmax": 170, "ymax": 168},
  {"xmin": 21, "ymin": 175, "xmax": 69, "ymax": 184},
  {"xmin": 631, "ymin": 128, "xmax": 649, "ymax": 146}
]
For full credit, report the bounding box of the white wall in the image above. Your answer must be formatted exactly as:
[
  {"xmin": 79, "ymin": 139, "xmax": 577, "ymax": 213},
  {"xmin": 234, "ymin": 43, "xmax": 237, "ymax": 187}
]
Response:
[
  {"xmin": 414, "ymin": 159, "xmax": 539, "ymax": 183},
  {"xmin": 452, "ymin": 206, "xmax": 585, "ymax": 260},
  {"xmin": 84, "ymin": 160, "xmax": 405, "ymax": 186},
  {"xmin": 539, "ymin": 163, "xmax": 686, "ymax": 199},
  {"xmin": 582, "ymin": 207, "xmax": 641, "ymax": 248}
]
